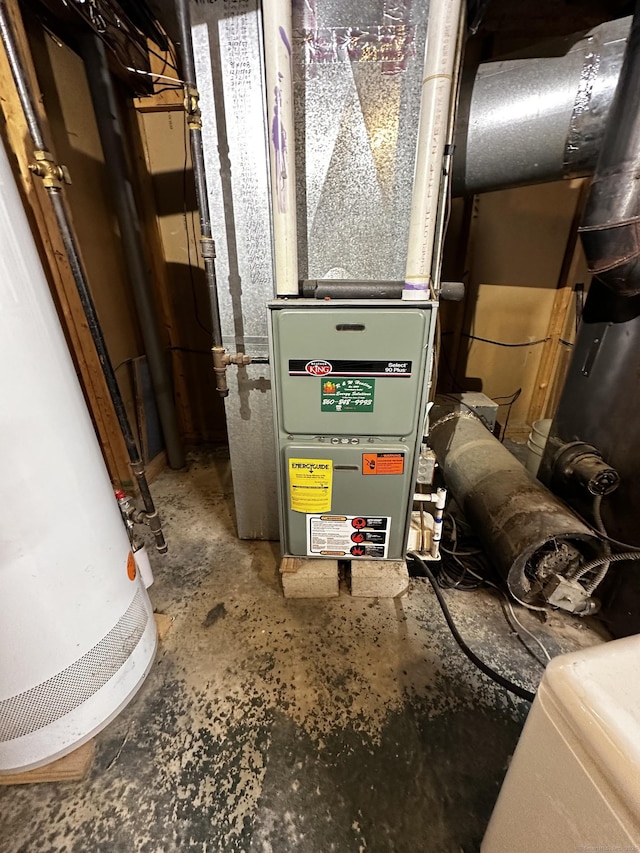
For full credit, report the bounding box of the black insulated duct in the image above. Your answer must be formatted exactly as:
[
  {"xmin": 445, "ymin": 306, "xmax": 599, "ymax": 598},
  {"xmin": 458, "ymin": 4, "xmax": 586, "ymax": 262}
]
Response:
[{"xmin": 579, "ymin": 1, "xmax": 640, "ymax": 297}]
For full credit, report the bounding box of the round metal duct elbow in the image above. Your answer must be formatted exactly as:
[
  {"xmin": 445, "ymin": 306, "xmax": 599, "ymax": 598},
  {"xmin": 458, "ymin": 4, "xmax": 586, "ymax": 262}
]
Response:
[{"xmin": 579, "ymin": 6, "xmax": 640, "ymax": 296}]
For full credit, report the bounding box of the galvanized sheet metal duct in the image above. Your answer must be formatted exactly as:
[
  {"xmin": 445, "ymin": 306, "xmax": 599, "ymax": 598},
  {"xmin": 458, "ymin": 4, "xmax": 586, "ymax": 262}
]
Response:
[
  {"xmin": 192, "ymin": 0, "xmax": 432, "ymax": 539},
  {"xmin": 191, "ymin": 1, "xmax": 277, "ymax": 539},
  {"xmin": 292, "ymin": 0, "xmax": 430, "ymax": 282},
  {"xmin": 453, "ymin": 16, "xmax": 630, "ymax": 196},
  {"xmin": 579, "ymin": 4, "xmax": 640, "ymax": 297}
]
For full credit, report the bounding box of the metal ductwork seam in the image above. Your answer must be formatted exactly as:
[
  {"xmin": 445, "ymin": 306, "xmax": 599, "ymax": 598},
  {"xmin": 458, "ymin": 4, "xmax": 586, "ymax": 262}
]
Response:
[
  {"xmin": 579, "ymin": 3, "xmax": 640, "ymax": 297},
  {"xmin": 453, "ymin": 17, "xmax": 630, "ymax": 196}
]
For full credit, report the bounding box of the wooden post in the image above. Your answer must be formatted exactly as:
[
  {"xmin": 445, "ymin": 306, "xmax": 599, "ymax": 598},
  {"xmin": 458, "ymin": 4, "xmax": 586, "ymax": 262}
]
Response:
[
  {"xmin": 527, "ymin": 181, "xmax": 590, "ymax": 425},
  {"xmin": 448, "ymin": 195, "xmax": 481, "ymax": 389},
  {"xmin": 0, "ymin": 0, "xmax": 133, "ymax": 487}
]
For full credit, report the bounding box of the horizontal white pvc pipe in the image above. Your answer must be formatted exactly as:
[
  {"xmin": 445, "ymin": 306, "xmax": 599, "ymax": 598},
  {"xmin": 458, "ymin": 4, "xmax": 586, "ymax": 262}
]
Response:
[
  {"xmin": 403, "ymin": 0, "xmax": 464, "ymax": 300},
  {"xmin": 263, "ymin": 0, "xmax": 299, "ymax": 296},
  {"xmin": 0, "ymin": 136, "xmax": 156, "ymax": 772}
]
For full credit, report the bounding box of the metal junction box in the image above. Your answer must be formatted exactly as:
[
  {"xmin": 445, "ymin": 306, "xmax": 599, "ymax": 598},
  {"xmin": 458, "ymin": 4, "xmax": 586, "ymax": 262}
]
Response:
[{"xmin": 269, "ymin": 300, "xmax": 437, "ymax": 560}]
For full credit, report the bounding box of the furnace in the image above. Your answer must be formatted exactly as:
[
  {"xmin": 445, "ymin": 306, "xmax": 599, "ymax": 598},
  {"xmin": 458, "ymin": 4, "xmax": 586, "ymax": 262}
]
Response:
[{"xmin": 269, "ymin": 300, "xmax": 436, "ymax": 561}]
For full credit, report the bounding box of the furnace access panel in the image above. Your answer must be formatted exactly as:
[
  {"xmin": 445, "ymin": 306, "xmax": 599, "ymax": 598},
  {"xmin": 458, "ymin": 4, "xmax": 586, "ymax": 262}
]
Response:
[{"xmin": 269, "ymin": 300, "xmax": 436, "ymax": 561}]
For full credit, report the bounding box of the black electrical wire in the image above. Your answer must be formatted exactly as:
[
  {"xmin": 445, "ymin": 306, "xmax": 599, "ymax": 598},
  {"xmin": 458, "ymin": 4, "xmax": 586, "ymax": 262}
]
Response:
[
  {"xmin": 152, "ymin": 84, "xmax": 185, "ymax": 95},
  {"xmin": 570, "ymin": 507, "xmax": 640, "ymax": 553},
  {"xmin": 408, "ymin": 552, "xmax": 536, "ymax": 703},
  {"xmin": 493, "ymin": 388, "xmax": 522, "ymax": 402},
  {"xmin": 500, "ymin": 390, "xmax": 520, "ymax": 441},
  {"xmin": 169, "ymin": 346, "xmax": 211, "ymax": 355},
  {"xmin": 440, "ymin": 330, "xmax": 553, "ymax": 348},
  {"xmin": 438, "ymin": 549, "xmax": 485, "ymax": 590},
  {"xmin": 460, "ymin": 332, "xmax": 551, "ymax": 348},
  {"xmin": 436, "ymin": 512, "xmax": 552, "ymax": 666}
]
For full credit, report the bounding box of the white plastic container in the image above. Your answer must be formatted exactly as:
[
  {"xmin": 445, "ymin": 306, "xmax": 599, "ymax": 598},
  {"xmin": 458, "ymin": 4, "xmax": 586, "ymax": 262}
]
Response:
[
  {"xmin": 525, "ymin": 417, "xmax": 552, "ymax": 475},
  {"xmin": 0, "ymin": 137, "xmax": 157, "ymax": 773},
  {"xmin": 482, "ymin": 635, "xmax": 640, "ymax": 852}
]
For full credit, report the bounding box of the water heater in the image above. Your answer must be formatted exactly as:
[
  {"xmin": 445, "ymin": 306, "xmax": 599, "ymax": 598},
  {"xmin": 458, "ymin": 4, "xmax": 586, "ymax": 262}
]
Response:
[
  {"xmin": 0, "ymin": 137, "xmax": 157, "ymax": 773},
  {"xmin": 269, "ymin": 299, "xmax": 436, "ymax": 561}
]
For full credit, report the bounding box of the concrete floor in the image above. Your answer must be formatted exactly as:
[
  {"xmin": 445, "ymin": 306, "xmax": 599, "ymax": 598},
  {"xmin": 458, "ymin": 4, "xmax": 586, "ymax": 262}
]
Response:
[{"xmin": 0, "ymin": 449, "xmax": 605, "ymax": 853}]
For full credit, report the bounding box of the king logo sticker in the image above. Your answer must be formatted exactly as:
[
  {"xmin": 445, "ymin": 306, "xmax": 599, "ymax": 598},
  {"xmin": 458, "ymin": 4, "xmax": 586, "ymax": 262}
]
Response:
[{"xmin": 305, "ymin": 359, "xmax": 332, "ymax": 376}]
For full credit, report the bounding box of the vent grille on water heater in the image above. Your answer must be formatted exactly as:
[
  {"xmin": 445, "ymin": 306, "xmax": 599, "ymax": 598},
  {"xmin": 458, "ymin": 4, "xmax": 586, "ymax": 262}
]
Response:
[{"xmin": 0, "ymin": 590, "xmax": 149, "ymax": 743}]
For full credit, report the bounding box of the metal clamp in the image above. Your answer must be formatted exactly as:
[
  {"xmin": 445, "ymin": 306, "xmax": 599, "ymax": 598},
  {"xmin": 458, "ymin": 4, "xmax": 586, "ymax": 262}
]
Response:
[{"xmin": 200, "ymin": 235, "xmax": 216, "ymax": 259}]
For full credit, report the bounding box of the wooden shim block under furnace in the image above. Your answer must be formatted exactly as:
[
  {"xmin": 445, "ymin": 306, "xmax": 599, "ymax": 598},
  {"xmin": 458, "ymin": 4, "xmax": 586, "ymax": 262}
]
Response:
[
  {"xmin": 154, "ymin": 612, "xmax": 174, "ymax": 641},
  {"xmin": 279, "ymin": 556, "xmax": 302, "ymax": 574},
  {"xmin": 0, "ymin": 739, "xmax": 95, "ymax": 786}
]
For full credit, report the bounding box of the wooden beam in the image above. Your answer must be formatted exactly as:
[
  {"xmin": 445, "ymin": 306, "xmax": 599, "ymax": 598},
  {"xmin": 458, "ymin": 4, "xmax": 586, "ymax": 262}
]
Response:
[
  {"xmin": 527, "ymin": 181, "xmax": 590, "ymax": 425},
  {"xmin": 0, "ymin": 1, "xmax": 133, "ymax": 487},
  {"xmin": 133, "ymin": 43, "xmax": 183, "ymax": 113},
  {"xmin": 448, "ymin": 195, "xmax": 481, "ymax": 389},
  {"xmin": 134, "ymin": 89, "xmax": 184, "ymax": 113}
]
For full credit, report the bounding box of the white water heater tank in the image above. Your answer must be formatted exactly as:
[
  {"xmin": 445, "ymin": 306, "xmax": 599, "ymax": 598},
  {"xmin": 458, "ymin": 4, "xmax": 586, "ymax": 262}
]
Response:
[{"xmin": 0, "ymin": 137, "xmax": 157, "ymax": 773}]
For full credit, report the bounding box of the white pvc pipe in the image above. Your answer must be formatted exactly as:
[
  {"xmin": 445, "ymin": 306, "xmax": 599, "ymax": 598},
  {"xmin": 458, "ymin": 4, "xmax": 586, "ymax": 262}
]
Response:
[
  {"xmin": 403, "ymin": 0, "xmax": 465, "ymax": 300},
  {"xmin": 0, "ymin": 136, "xmax": 156, "ymax": 773},
  {"xmin": 263, "ymin": 0, "xmax": 299, "ymax": 296},
  {"xmin": 413, "ymin": 488, "xmax": 447, "ymax": 558}
]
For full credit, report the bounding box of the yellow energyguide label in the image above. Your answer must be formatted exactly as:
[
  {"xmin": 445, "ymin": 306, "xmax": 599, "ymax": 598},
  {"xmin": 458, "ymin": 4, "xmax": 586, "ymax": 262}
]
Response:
[{"xmin": 289, "ymin": 458, "xmax": 333, "ymax": 513}]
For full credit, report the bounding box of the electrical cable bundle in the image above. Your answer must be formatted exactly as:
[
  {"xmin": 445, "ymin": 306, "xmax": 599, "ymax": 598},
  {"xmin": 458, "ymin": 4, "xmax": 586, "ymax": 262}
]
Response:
[
  {"xmin": 408, "ymin": 551, "xmax": 536, "ymax": 703},
  {"xmin": 407, "ymin": 511, "xmax": 551, "ymax": 703}
]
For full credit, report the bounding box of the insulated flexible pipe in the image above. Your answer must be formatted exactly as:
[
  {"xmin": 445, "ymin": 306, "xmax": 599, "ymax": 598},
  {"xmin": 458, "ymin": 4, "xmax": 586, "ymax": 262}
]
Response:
[
  {"xmin": 403, "ymin": 0, "xmax": 465, "ymax": 300},
  {"xmin": 81, "ymin": 34, "xmax": 185, "ymax": 470},
  {"xmin": 262, "ymin": 0, "xmax": 299, "ymax": 296},
  {"xmin": 0, "ymin": 0, "xmax": 167, "ymax": 553}
]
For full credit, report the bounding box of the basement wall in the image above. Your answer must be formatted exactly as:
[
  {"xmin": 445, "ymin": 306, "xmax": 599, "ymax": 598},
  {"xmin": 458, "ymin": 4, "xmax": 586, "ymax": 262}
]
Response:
[{"xmin": 441, "ymin": 179, "xmax": 590, "ymax": 438}]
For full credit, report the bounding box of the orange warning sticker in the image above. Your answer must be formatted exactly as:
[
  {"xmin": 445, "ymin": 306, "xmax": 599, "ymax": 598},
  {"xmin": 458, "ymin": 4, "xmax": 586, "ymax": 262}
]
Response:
[
  {"xmin": 127, "ymin": 551, "xmax": 137, "ymax": 581},
  {"xmin": 362, "ymin": 453, "xmax": 405, "ymax": 475}
]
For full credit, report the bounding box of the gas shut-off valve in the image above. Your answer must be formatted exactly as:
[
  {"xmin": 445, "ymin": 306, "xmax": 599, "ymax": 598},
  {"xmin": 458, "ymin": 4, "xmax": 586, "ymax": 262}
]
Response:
[{"xmin": 114, "ymin": 490, "xmax": 162, "ymax": 587}]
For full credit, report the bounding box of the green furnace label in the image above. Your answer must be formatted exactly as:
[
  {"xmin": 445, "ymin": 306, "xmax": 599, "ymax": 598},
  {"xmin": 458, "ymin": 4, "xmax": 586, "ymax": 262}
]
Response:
[{"xmin": 321, "ymin": 378, "xmax": 375, "ymax": 413}]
